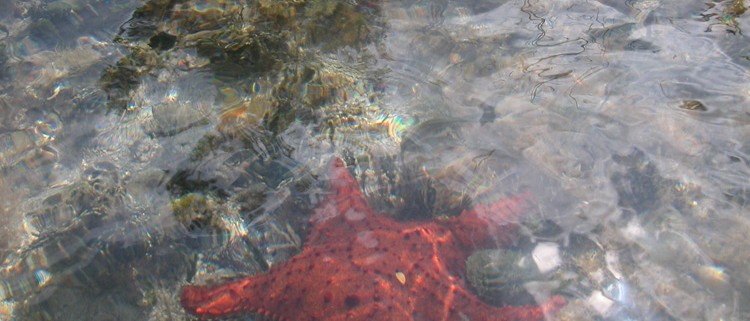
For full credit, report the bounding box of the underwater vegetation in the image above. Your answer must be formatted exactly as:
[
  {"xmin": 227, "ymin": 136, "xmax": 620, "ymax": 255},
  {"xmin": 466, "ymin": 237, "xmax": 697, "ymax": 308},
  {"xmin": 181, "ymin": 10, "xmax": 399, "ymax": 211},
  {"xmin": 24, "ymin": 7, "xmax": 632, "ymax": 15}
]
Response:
[
  {"xmin": 701, "ymin": 0, "xmax": 747, "ymax": 34},
  {"xmin": 0, "ymin": 1, "xmax": 390, "ymax": 319}
]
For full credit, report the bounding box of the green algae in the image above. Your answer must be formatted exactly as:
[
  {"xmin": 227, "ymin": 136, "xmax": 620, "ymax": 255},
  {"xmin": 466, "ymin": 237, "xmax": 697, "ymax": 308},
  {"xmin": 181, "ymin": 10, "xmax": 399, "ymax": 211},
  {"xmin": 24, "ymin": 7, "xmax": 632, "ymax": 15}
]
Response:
[
  {"xmin": 99, "ymin": 45, "xmax": 159, "ymax": 111},
  {"xmin": 171, "ymin": 193, "xmax": 222, "ymax": 232},
  {"xmin": 703, "ymin": 0, "xmax": 748, "ymax": 34}
]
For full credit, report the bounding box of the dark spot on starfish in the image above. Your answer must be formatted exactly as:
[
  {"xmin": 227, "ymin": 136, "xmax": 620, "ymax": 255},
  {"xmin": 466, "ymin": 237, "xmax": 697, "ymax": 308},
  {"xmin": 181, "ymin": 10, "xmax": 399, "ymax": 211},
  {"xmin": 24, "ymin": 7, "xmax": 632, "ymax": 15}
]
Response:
[
  {"xmin": 323, "ymin": 292, "xmax": 332, "ymax": 304},
  {"xmin": 344, "ymin": 295, "xmax": 360, "ymax": 309},
  {"xmin": 403, "ymin": 233, "xmax": 411, "ymax": 241}
]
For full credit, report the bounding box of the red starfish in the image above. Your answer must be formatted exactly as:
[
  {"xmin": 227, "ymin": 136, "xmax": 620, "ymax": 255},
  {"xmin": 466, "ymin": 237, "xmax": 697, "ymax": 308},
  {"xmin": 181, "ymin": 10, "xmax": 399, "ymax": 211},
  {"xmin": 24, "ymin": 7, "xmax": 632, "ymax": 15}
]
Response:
[{"xmin": 181, "ymin": 158, "xmax": 566, "ymax": 320}]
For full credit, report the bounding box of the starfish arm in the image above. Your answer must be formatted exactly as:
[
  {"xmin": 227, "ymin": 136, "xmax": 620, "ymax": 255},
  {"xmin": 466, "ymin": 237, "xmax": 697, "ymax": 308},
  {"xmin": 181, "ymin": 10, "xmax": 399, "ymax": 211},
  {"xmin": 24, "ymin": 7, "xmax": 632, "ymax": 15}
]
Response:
[
  {"xmin": 327, "ymin": 302, "xmax": 414, "ymax": 321},
  {"xmin": 443, "ymin": 192, "xmax": 531, "ymax": 249},
  {"xmin": 307, "ymin": 158, "xmax": 384, "ymax": 245},
  {"xmin": 181, "ymin": 276, "xmax": 263, "ymax": 319}
]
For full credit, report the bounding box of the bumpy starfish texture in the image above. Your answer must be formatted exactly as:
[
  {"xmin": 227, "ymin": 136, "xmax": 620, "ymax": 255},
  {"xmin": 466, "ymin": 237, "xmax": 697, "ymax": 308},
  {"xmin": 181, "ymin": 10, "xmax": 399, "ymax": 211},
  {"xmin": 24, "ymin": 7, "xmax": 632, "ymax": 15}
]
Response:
[{"xmin": 181, "ymin": 158, "xmax": 565, "ymax": 320}]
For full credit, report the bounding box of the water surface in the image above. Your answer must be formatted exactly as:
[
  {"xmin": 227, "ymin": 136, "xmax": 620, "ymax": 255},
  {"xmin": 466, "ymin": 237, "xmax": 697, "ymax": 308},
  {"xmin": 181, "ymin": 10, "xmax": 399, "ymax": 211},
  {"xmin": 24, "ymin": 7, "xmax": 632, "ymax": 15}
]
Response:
[{"xmin": 1, "ymin": 0, "xmax": 749, "ymax": 320}]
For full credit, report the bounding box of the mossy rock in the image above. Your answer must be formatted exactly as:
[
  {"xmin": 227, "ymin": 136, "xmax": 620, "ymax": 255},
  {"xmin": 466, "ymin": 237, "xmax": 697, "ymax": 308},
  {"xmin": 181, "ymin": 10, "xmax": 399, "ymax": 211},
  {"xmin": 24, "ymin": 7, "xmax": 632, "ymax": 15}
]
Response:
[{"xmin": 466, "ymin": 249, "xmax": 543, "ymax": 305}]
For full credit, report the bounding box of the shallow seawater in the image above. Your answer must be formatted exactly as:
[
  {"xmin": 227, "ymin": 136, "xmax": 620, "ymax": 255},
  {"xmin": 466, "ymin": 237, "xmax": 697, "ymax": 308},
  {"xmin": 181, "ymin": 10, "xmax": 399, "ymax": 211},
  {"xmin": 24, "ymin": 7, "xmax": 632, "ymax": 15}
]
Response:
[{"xmin": 1, "ymin": 0, "xmax": 749, "ymax": 320}]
